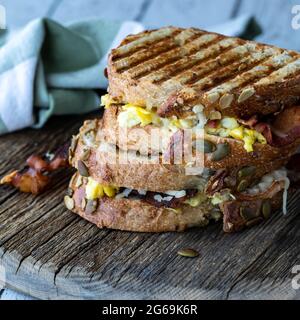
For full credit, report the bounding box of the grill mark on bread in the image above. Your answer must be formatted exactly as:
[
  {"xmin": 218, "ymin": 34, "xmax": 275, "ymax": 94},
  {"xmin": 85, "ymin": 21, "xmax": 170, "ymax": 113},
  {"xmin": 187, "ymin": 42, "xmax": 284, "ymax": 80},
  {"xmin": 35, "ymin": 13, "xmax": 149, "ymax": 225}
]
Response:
[
  {"xmin": 196, "ymin": 54, "xmax": 280, "ymax": 92},
  {"xmin": 114, "ymin": 31, "xmax": 201, "ymax": 72},
  {"xmin": 234, "ymin": 55, "xmax": 299, "ymax": 92},
  {"xmin": 128, "ymin": 34, "xmax": 223, "ymax": 79},
  {"xmin": 109, "ymin": 27, "xmax": 300, "ymax": 118},
  {"xmin": 174, "ymin": 44, "xmax": 253, "ymax": 85},
  {"xmin": 113, "ymin": 29, "xmax": 200, "ymax": 64},
  {"xmin": 150, "ymin": 40, "xmax": 240, "ymax": 84},
  {"xmin": 176, "ymin": 46, "xmax": 250, "ymax": 86},
  {"xmin": 254, "ymin": 57, "xmax": 300, "ymax": 87},
  {"xmin": 111, "ymin": 27, "xmax": 181, "ymax": 60},
  {"xmin": 199, "ymin": 51, "xmax": 296, "ymax": 97}
]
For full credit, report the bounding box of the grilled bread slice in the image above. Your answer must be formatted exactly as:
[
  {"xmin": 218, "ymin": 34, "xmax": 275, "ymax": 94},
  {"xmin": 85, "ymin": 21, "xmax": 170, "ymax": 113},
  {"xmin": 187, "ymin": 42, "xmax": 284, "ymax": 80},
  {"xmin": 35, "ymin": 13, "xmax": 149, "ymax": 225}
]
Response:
[
  {"xmin": 66, "ymin": 171, "xmax": 284, "ymax": 233},
  {"xmin": 107, "ymin": 27, "xmax": 300, "ymax": 119},
  {"xmin": 69, "ymin": 119, "xmax": 291, "ymax": 193},
  {"xmin": 70, "ymin": 121, "xmax": 207, "ymax": 192},
  {"xmin": 67, "ymin": 172, "xmax": 214, "ymax": 232}
]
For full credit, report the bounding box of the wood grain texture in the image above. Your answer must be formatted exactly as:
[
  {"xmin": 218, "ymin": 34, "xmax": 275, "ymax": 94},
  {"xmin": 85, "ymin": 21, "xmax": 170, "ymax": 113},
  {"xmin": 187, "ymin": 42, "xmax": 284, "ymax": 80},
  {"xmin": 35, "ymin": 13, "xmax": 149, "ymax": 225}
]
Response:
[
  {"xmin": 1, "ymin": 0, "xmax": 300, "ymax": 300},
  {"xmin": 0, "ymin": 109, "xmax": 299, "ymax": 300},
  {"xmin": 0, "ymin": 288, "xmax": 33, "ymax": 300}
]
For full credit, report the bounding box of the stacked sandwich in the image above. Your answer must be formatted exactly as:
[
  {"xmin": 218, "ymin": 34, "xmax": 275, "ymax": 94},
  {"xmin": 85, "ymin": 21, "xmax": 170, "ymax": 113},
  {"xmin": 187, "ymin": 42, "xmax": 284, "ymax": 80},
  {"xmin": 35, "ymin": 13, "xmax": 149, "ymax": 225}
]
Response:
[{"xmin": 65, "ymin": 27, "xmax": 300, "ymax": 233}]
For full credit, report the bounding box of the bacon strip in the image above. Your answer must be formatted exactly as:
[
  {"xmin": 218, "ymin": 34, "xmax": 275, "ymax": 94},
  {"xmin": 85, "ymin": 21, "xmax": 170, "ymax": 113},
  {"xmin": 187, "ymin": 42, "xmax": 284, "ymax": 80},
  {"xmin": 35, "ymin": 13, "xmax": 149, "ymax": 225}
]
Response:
[
  {"xmin": 271, "ymin": 126, "xmax": 300, "ymax": 147},
  {"xmin": 239, "ymin": 106, "xmax": 300, "ymax": 147},
  {"xmin": 221, "ymin": 180, "xmax": 285, "ymax": 232},
  {"xmin": 221, "ymin": 200, "xmax": 262, "ymax": 233},
  {"xmin": 0, "ymin": 143, "xmax": 70, "ymax": 194},
  {"xmin": 238, "ymin": 115, "xmax": 258, "ymax": 127},
  {"xmin": 254, "ymin": 122, "xmax": 273, "ymax": 144},
  {"xmin": 130, "ymin": 189, "xmax": 198, "ymax": 208},
  {"xmin": 205, "ymin": 169, "xmax": 228, "ymax": 195}
]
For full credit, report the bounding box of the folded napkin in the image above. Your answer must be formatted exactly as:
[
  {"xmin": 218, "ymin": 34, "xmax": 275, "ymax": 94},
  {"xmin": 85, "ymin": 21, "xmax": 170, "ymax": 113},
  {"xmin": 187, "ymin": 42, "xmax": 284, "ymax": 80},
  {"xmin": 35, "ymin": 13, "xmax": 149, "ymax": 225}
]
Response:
[{"xmin": 0, "ymin": 15, "xmax": 260, "ymax": 135}]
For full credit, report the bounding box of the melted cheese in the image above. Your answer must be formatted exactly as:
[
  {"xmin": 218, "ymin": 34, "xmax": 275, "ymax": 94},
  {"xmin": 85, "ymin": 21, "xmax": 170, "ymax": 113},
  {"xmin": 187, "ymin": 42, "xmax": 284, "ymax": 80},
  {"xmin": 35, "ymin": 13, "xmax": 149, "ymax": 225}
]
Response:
[
  {"xmin": 245, "ymin": 168, "xmax": 290, "ymax": 215},
  {"xmin": 206, "ymin": 117, "xmax": 267, "ymax": 152},
  {"xmin": 86, "ymin": 177, "xmax": 118, "ymax": 200},
  {"xmin": 103, "ymin": 95, "xmax": 267, "ymax": 152},
  {"xmin": 117, "ymin": 104, "xmax": 200, "ymax": 131}
]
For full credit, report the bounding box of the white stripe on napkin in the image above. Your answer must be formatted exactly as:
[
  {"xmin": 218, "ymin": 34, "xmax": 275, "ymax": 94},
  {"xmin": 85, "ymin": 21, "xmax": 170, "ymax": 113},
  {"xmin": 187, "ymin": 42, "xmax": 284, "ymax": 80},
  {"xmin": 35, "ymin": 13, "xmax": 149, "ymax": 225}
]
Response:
[
  {"xmin": 47, "ymin": 21, "xmax": 144, "ymax": 89},
  {"xmin": 0, "ymin": 57, "xmax": 37, "ymax": 131}
]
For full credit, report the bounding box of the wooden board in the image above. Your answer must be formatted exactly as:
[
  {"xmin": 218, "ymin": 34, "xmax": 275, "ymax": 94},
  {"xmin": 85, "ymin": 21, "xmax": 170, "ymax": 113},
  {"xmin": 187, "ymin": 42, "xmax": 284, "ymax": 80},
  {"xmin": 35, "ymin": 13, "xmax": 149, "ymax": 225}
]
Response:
[
  {"xmin": 0, "ymin": 110, "xmax": 299, "ymax": 300},
  {"xmin": 1, "ymin": 0, "xmax": 300, "ymax": 301}
]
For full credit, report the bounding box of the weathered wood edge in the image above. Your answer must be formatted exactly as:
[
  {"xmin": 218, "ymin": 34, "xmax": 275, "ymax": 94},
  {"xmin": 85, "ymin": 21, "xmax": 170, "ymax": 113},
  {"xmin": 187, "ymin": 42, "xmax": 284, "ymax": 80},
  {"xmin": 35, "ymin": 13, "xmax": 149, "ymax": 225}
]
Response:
[{"xmin": 2, "ymin": 252, "xmax": 299, "ymax": 300}]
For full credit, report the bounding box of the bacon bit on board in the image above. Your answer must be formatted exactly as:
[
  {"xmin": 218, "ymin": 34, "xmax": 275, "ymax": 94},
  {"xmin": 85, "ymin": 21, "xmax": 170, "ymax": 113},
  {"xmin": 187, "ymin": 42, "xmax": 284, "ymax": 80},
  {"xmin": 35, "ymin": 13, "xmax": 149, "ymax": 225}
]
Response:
[{"xmin": 0, "ymin": 143, "xmax": 70, "ymax": 194}]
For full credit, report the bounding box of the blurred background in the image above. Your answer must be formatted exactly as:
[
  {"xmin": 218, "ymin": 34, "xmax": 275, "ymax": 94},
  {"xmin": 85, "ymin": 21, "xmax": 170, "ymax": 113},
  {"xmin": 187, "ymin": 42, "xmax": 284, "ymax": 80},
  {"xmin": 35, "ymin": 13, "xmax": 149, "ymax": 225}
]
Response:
[{"xmin": 1, "ymin": 0, "xmax": 300, "ymax": 50}]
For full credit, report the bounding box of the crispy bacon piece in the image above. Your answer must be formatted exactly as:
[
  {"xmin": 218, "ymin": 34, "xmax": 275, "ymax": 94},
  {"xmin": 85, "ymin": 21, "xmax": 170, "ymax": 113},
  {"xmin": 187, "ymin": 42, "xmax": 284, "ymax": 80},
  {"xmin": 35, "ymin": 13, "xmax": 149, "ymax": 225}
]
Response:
[
  {"xmin": 261, "ymin": 106, "xmax": 300, "ymax": 146},
  {"xmin": 206, "ymin": 120, "xmax": 219, "ymax": 128},
  {"xmin": 163, "ymin": 129, "xmax": 184, "ymax": 164},
  {"xmin": 130, "ymin": 189, "xmax": 198, "ymax": 208},
  {"xmin": 238, "ymin": 106, "xmax": 300, "ymax": 147},
  {"xmin": 221, "ymin": 200, "xmax": 263, "ymax": 233},
  {"xmin": 271, "ymin": 126, "xmax": 300, "ymax": 147},
  {"xmin": 0, "ymin": 143, "xmax": 70, "ymax": 194},
  {"xmin": 238, "ymin": 115, "xmax": 258, "ymax": 127},
  {"xmin": 205, "ymin": 169, "xmax": 228, "ymax": 195},
  {"xmin": 221, "ymin": 181, "xmax": 284, "ymax": 232},
  {"xmin": 254, "ymin": 122, "xmax": 273, "ymax": 144}
]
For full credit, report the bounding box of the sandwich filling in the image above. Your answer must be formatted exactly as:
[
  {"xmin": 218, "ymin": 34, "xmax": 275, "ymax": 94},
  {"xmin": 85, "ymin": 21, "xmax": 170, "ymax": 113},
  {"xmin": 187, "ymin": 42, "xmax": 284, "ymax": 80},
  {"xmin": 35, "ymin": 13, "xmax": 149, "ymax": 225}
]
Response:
[
  {"xmin": 101, "ymin": 95, "xmax": 267, "ymax": 152},
  {"xmin": 84, "ymin": 168, "xmax": 289, "ymax": 214}
]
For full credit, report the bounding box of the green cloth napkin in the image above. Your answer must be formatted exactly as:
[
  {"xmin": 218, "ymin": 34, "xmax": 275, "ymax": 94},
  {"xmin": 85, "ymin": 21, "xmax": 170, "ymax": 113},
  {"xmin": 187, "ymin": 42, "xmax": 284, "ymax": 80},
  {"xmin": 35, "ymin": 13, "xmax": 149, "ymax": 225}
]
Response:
[
  {"xmin": 0, "ymin": 18, "xmax": 144, "ymax": 134},
  {"xmin": 0, "ymin": 15, "xmax": 260, "ymax": 135}
]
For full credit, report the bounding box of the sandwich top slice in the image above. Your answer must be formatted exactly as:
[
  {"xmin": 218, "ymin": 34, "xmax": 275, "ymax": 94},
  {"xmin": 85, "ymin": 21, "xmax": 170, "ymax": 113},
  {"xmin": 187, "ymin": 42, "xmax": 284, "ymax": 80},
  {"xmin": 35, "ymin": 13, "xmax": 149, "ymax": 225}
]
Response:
[
  {"xmin": 107, "ymin": 27, "xmax": 300, "ymax": 120},
  {"xmin": 105, "ymin": 27, "xmax": 300, "ymax": 156}
]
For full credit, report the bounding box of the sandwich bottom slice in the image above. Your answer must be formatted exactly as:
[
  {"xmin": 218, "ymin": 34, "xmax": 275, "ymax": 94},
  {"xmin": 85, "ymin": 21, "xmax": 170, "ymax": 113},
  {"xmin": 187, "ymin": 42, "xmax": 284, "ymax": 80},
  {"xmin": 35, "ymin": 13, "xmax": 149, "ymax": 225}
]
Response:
[
  {"xmin": 66, "ymin": 119, "xmax": 292, "ymax": 233},
  {"xmin": 65, "ymin": 169, "xmax": 287, "ymax": 233}
]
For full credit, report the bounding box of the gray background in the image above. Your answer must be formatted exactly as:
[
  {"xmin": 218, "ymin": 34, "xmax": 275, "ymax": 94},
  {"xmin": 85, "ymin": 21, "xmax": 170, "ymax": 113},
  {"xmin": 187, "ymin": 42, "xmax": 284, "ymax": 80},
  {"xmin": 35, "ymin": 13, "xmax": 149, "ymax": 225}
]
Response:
[{"xmin": 0, "ymin": 0, "xmax": 299, "ymax": 299}]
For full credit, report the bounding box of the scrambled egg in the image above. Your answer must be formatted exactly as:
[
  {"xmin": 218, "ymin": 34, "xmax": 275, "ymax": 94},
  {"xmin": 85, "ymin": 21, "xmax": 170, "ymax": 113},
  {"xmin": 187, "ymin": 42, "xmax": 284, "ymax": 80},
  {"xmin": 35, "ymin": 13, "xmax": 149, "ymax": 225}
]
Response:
[
  {"xmin": 117, "ymin": 104, "xmax": 197, "ymax": 130},
  {"xmin": 210, "ymin": 190, "xmax": 235, "ymax": 205},
  {"xmin": 101, "ymin": 95, "xmax": 266, "ymax": 152},
  {"xmin": 184, "ymin": 192, "xmax": 207, "ymax": 207},
  {"xmin": 118, "ymin": 104, "xmax": 161, "ymax": 127},
  {"xmin": 86, "ymin": 177, "xmax": 118, "ymax": 200},
  {"xmin": 101, "ymin": 94, "xmax": 118, "ymax": 109},
  {"xmin": 206, "ymin": 117, "xmax": 267, "ymax": 152}
]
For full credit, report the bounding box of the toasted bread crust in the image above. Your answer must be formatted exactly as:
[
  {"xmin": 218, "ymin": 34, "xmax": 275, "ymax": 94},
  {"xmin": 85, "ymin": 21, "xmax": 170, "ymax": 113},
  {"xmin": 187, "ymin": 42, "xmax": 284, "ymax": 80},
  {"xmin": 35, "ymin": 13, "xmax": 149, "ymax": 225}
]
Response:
[
  {"xmin": 70, "ymin": 119, "xmax": 292, "ymax": 192},
  {"xmin": 71, "ymin": 131, "xmax": 206, "ymax": 192},
  {"xmin": 67, "ymin": 171, "xmax": 285, "ymax": 233},
  {"xmin": 101, "ymin": 106, "xmax": 299, "ymax": 170},
  {"xmin": 69, "ymin": 172, "xmax": 212, "ymax": 232},
  {"xmin": 108, "ymin": 27, "xmax": 300, "ymax": 118}
]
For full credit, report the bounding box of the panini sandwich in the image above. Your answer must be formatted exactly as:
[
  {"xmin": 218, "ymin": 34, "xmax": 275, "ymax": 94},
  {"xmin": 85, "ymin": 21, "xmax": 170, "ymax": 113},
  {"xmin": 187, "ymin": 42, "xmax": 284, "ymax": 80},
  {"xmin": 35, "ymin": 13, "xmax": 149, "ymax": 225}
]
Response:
[{"xmin": 66, "ymin": 27, "xmax": 300, "ymax": 233}]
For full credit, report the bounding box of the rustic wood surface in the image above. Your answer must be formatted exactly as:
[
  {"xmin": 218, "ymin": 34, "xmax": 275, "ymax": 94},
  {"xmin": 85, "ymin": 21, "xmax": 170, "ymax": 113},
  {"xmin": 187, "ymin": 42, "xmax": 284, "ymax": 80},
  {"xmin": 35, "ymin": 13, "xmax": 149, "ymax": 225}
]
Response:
[{"xmin": 0, "ymin": 0, "xmax": 300, "ymax": 300}]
